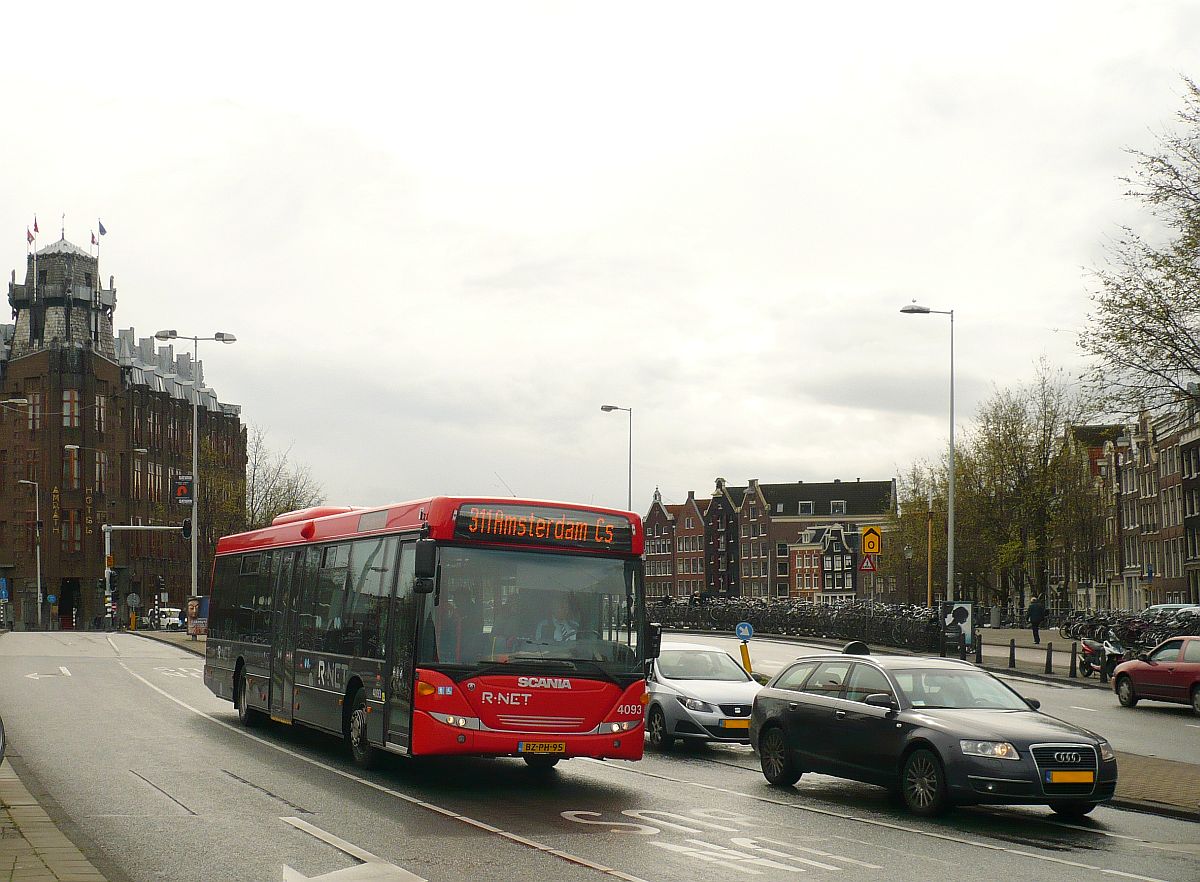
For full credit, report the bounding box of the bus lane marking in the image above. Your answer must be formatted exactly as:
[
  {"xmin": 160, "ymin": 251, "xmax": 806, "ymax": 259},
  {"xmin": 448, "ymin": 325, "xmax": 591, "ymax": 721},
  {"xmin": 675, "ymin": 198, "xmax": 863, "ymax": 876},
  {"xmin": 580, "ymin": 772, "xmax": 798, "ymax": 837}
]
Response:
[
  {"xmin": 580, "ymin": 759, "xmax": 1172, "ymax": 882},
  {"xmin": 281, "ymin": 816, "xmax": 426, "ymax": 881},
  {"xmin": 118, "ymin": 662, "xmax": 652, "ymax": 882}
]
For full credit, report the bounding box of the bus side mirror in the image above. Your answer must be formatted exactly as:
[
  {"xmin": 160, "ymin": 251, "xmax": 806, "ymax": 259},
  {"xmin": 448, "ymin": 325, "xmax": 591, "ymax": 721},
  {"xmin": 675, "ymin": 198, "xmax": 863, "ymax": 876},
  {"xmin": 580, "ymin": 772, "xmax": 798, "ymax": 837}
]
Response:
[
  {"xmin": 645, "ymin": 622, "xmax": 662, "ymax": 659},
  {"xmin": 415, "ymin": 539, "xmax": 437, "ymax": 579}
]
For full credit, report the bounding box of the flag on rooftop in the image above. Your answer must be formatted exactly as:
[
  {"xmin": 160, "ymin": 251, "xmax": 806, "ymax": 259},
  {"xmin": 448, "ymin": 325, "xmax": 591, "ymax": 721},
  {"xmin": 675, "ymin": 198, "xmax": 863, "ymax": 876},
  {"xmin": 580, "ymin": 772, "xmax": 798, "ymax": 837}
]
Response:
[
  {"xmin": 26, "ymin": 228, "xmax": 33, "ymax": 244},
  {"xmin": 97, "ymin": 219, "xmax": 107, "ymax": 236},
  {"xmin": 32, "ymin": 216, "xmax": 38, "ymax": 234}
]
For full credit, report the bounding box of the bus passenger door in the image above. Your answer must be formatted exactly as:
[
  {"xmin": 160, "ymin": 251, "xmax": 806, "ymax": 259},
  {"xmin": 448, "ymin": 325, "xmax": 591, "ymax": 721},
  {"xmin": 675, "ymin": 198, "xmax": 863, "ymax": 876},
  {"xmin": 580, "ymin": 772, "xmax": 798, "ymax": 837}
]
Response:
[
  {"xmin": 269, "ymin": 549, "xmax": 301, "ymax": 723},
  {"xmin": 386, "ymin": 542, "xmax": 418, "ymax": 749}
]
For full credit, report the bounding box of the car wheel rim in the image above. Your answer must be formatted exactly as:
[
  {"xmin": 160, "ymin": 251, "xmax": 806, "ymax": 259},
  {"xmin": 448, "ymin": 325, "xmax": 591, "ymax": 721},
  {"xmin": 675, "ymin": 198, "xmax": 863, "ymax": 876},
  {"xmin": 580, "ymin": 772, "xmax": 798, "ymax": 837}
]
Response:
[
  {"xmin": 649, "ymin": 711, "xmax": 663, "ymax": 744},
  {"xmin": 762, "ymin": 732, "xmax": 784, "ymax": 778},
  {"xmin": 1119, "ymin": 680, "xmax": 1131, "ymax": 702},
  {"xmin": 906, "ymin": 755, "xmax": 938, "ymax": 808}
]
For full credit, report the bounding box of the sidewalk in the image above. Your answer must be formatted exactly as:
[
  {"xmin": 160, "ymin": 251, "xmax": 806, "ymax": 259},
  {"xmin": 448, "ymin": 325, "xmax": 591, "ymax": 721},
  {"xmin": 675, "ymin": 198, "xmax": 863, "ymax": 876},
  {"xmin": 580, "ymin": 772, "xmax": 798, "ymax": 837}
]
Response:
[
  {"xmin": 0, "ymin": 761, "xmax": 108, "ymax": 882},
  {"xmin": 126, "ymin": 629, "xmax": 204, "ymax": 657}
]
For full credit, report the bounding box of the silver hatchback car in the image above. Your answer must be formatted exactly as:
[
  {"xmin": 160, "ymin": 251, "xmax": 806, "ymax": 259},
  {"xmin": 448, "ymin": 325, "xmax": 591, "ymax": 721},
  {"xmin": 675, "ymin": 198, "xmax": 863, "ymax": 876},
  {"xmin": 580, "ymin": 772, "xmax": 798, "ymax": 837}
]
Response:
[{"xmin": 645, "ymin": 641, "xmax": 762, "ymax": 751}]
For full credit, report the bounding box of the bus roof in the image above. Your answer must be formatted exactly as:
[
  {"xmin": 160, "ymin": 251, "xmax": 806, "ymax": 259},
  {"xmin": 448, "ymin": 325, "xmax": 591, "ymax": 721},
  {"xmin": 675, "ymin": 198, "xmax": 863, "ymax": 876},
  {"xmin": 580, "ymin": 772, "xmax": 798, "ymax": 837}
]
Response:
[{"xmin": 214, "ymin": 496, "xmax": 644, "ymax": 557}]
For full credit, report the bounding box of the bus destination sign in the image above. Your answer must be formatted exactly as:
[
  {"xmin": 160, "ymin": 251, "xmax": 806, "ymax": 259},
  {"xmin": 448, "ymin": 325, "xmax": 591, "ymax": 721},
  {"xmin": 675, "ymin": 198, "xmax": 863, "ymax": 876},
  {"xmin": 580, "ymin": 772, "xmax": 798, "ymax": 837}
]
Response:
[{"xmin": 455, "ymin": 504, "xmax": 634, "ymax": 553}]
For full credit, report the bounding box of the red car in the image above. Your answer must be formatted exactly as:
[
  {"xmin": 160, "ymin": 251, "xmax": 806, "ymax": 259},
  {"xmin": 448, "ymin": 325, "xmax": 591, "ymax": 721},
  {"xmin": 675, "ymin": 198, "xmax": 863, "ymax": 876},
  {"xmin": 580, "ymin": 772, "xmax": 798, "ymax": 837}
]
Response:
[{"xmin": 1113, "ymin": 636, "xmax": 1200, "ymax": 716}]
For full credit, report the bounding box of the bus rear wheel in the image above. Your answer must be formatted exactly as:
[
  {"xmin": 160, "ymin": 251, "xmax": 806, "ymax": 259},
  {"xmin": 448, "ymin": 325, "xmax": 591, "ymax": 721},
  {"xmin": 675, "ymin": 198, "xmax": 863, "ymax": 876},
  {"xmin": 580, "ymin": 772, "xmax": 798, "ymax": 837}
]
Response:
[
  {"xmin": 523, "ymin": 755, "xmax": 560, "ymax": 770},
  {"xmin": 235, "ymin": 669, "xmax": 263, "ymax": 728},
  {"xmin": 347, "ymin": 688, "xmax": 380, "ymax": 769}
]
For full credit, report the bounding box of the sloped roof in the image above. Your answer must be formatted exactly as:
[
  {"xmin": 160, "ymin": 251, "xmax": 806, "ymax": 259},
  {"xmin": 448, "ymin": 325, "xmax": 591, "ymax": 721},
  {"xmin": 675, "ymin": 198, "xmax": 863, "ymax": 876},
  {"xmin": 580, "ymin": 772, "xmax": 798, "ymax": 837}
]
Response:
[
  {"xmin": 1067, "ymin": 424, "xmax": 1123, "ymax": 448},
  {"xmin": 34, "ymin": 237, "xmax": 91, "ymax": 258},
  {"xmin": 760, "ymin": 479, "xmax": 893, "ymax": 517}
]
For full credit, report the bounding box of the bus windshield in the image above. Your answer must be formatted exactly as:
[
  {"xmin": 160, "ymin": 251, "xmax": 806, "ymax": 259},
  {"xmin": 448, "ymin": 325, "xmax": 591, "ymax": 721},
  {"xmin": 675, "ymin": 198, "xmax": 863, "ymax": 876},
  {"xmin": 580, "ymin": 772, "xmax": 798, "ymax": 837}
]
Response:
[{"xmin": 417, "ymin": 547, "xmax": 643, "ymax": 676}]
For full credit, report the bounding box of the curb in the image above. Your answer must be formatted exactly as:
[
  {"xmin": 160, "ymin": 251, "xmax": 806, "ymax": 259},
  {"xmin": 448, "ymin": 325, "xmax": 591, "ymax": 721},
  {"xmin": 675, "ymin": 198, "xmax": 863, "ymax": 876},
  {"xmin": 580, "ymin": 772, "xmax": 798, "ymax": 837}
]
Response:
[
  {"xmin": 1108, "ymin": 797, "xmax": 1200, "ymax": 823},
  {"xmin": 126, "ymin": 629, "xmax": 205, "ymax": 657}
]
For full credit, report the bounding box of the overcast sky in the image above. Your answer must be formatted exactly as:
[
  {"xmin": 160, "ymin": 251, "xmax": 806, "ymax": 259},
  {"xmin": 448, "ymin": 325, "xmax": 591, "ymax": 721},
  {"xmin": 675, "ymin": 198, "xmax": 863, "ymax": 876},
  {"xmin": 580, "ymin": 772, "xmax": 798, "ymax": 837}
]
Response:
[{"xmin": 2, "ymin": 2, "xmax": 1197, "ymax": 513}]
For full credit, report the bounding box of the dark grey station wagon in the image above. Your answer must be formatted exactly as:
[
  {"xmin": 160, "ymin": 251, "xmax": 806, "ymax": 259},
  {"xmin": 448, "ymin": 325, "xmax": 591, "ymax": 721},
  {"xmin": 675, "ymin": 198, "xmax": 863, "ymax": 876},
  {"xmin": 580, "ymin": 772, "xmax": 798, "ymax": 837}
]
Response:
[{"xmin": 749, "ymin": 648, "xmax": 1117, "ymax": 818}]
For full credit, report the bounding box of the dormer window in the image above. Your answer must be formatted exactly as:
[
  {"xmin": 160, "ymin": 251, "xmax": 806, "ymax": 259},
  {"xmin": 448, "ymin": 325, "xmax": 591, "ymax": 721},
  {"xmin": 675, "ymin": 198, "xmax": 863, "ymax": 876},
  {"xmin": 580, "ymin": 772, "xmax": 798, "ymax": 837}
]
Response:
[
  {"xmin": 831, "ymin": 500, "xmax": 846, "ymax": 515},
  {"xmin": 799, "ymin": 501, "xmax": 814, "ymax": 515}
]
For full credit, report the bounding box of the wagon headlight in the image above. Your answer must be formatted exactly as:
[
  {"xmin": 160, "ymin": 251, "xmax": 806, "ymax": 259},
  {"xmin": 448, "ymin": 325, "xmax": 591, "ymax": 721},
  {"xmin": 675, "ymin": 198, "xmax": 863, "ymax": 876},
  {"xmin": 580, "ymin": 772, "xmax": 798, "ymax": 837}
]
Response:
[
  {"xmin": 677, "ymin": 696, "xmax": 717, "ymax": 713},
  {"xmin": 960, "ymin": 740, "xmax": 1019, "ymax": 760}
]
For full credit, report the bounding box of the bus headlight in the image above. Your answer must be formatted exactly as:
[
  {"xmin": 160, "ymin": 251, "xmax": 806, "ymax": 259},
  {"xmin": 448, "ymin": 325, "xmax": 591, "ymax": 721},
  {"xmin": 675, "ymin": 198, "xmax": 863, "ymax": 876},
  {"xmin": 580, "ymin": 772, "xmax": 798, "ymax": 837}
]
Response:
[{"xmin": 430, "ymin": 712, "xmax": 479, "ymax": 729}]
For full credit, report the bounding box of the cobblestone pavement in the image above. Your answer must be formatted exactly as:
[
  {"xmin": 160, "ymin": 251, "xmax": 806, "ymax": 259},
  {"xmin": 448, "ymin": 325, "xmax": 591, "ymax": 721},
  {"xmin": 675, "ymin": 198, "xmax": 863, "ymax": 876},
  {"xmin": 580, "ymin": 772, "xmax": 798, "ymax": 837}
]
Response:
[{"xmin": 0, "ymin": 762, "xmax": 107, "ymax": 882}]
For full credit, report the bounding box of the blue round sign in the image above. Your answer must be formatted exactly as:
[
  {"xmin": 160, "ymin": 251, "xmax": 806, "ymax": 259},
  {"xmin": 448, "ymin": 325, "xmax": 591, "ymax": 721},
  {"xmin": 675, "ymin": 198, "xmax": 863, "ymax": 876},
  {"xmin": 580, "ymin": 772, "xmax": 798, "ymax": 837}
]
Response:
[
  {"xmin": 47, "ymin": 594, "xmax": 57, "ymax": 604},
  {"xmin": 735, "ymin": 621, "xmax": 754, "ymax": 640}
]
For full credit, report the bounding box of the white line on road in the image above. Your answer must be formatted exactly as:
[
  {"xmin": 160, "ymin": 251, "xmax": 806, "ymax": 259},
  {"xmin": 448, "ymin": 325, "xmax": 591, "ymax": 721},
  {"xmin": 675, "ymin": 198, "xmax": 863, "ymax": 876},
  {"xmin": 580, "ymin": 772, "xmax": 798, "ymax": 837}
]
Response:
[
  {"xmin": 59, "ymin": 666, "xmax": 71, "ymax": 677},
  {"xmin": 281, "ymin": 816, "xmax": 427, "ymax": 881},
  {"xmin": 1069, "ymin": 706, "xmax": 1098, "ymax": 712},
  {"xmin": 117, "ymin": 662, "xmax": 651, "ymax": 882},
  {"xmin": 106, "ymin": 636, "xmax": 121, "ymax": 656},
  {"xmin": 583, "ymin": 761, "xmax": 1173, "ymax": 882}
]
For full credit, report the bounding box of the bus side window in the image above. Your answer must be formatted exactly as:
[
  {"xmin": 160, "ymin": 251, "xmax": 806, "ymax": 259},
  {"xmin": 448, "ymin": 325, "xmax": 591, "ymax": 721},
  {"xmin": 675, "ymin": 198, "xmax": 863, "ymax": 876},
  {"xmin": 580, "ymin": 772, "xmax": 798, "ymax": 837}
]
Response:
[{"xmin": 295, "ymin": 546, "xmax": 322, "ymax": 650}]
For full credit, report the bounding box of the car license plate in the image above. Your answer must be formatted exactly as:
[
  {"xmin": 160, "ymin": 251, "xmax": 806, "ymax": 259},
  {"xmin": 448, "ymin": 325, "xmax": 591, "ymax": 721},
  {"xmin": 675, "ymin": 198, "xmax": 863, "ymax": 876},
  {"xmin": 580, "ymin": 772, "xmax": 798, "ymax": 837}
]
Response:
[
  {"xmin": 720, "ymin": 719, "xmax": 750, "ymax": 729},
  {"xmin": 1046, "ymin": 770, "xmax": 1094, "ymax": 784},
  {"xmin": 518, "ymin": 741, "xmax": 565, "ymax": 754}
]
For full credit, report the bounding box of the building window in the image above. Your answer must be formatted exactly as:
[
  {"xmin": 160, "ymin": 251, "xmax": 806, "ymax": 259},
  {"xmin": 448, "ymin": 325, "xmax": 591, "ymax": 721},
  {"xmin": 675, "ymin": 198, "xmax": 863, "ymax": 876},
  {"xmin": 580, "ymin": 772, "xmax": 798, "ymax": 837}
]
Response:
[
  {"xmin": 95, "ymin": 451, "xmax": 108, "ymax": 493},
  {"xmin": 62, "ymin": 390, "xmax": 80, "ymax": 428},
  {"xmin": 61, "ymin": 510, "xmax": 82, "ymax": 553},
  {"xmin": 95, "ymin": 395, "xmax": 106, "ymax": 433},
  {"xmin": 134, "ymin": 457, "xmax": 144, "ymax": 499},
  {"xmin": 831, "ymin": 500, "xmax": 846, "ymax": 515},
  {"xmin": 799, "ymin": 501, "xmax": 813, "ymax": 515},
  {"xmin": 62, "ymin": 446, "xmax": 80, "ymax": 489},
  {"xmin": 27, "ymin": 392, "xmax": 41, "ymax": 431}
]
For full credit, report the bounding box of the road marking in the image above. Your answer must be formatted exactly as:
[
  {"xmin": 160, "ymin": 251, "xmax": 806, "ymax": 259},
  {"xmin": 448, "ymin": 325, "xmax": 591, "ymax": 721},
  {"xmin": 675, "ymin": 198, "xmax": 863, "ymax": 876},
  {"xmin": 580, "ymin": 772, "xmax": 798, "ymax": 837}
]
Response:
[
  {"xmin": 59, "ymin": 666, "xmax": 71, "ymax": 676},
  {"xmin": 106, "ymin": 636, "xmax": 122, "ymax": 656},
  {"xmin": 25, "ymin": 672, "xmax": 61, "ymax": 680},
  {"xmin": 118, "ymin": 662, "xmax": 651, "ymax": 882},
  {"xmin": 130, "ymin": 770, "xmax": 197, "ymax": 816},
  {"xmin": 1069, "ymin": 706, "xmax": 1098, "ymax": 712},
  {"xmin": 281, "ymin": 816, "xmax": 426, "ymax": 881},
  {"xmin": 582, "ymin": 760, "xmax": 1172, "ymax": 882}
]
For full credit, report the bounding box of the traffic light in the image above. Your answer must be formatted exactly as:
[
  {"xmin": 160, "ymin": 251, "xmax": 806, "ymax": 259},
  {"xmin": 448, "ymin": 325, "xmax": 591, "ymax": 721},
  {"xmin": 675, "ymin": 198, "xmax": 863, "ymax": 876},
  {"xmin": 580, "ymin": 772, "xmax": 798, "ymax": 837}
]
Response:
[{"xmin": 181, "ymin": 518, "xmax": 192, "ymax": 540}]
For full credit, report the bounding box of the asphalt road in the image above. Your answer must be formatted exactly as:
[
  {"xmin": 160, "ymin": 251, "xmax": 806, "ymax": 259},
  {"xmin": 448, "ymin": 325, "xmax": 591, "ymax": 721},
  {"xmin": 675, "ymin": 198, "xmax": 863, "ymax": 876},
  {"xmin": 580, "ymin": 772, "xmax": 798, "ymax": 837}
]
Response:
[
  {"xmin": 2, "ymin": 631, "xmax": 1199, "ymax": 882},
  {"xmin": 678, "ymin": 634, "xmax": 1200, "ymax": 765}
]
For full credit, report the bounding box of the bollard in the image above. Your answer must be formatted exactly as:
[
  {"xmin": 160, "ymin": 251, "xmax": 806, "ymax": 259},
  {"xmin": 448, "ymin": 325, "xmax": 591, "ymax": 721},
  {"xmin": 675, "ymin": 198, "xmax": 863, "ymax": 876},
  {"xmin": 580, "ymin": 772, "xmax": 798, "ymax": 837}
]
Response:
[
  {"xmin": 1044, "ymin": 642, "xmax": 1053, "ymax": 675},
  {"xmin": 975, "ymin": 634, "xmax": 983, "ymax": 665},
  {"xmin": 1069, "ymin": 641, "xmax": 1078, "ymax": 679},
  {"xmin": 939, "ymin": 633, "xmax": 947, "ymax": 658},
  {"xmin": 1008, "ymin": 638, "xmax": 1016, "ymax": 669},
  {"xmin": 1100, "ymin": 655, "xmax": 1110, "ymax": 684},
  {"xmin": 958, "ymin": 635, "xmax": 967, "ymax": 660}
]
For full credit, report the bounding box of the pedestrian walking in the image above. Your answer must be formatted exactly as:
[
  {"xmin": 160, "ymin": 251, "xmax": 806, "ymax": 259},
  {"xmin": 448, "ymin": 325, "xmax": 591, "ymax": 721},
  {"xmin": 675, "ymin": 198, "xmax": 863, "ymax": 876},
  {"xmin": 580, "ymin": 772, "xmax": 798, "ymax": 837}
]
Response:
[{"xmin": 1027, "ymin": 595, "xmax": 1046, "ymax": 645}]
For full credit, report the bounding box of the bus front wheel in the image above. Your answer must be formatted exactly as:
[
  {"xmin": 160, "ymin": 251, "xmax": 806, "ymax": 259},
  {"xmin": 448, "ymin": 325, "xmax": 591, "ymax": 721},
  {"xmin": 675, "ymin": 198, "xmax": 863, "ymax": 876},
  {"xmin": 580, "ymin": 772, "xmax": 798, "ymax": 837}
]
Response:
[
  {"xmin": 347, "ymin": 688, "xmax": 380, "ymax": 769},
  {"xmin": 523, "ymin": 755, "xmax": 560, "ymax": 770}
]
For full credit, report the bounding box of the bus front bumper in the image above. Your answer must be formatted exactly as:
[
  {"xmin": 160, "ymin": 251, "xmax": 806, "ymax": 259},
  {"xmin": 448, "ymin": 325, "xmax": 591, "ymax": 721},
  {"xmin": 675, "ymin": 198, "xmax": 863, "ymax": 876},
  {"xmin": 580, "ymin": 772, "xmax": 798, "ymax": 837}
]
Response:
[{"xmin": 410, "ymin": 710, "xmax": 645, "ymax": 760}]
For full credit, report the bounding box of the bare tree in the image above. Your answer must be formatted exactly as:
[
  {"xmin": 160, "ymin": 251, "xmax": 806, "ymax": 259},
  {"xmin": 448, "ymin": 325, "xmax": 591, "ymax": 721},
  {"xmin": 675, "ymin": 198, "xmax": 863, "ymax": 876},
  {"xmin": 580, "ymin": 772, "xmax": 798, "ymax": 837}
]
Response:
[
  {"xmin": 244, "ymin": 425, "xmax": 325, "ymax": 529},
  {"xmin": 1080, "ymin": 77, "xmax": 1200, "ymax": 415}
]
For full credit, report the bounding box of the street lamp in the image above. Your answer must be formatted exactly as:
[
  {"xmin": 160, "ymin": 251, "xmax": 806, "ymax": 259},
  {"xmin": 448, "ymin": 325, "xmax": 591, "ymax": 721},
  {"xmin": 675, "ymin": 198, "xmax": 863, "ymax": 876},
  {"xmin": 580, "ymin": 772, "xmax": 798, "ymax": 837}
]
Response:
[
  {"xmin": 154, "ymin": 329, "xmax": 237, "ymax": 599},
  {"xmin": 903, "ymin": 544, "xmax": 914, "ymax": 603},
  {"xmin": 17, "ymin": 479, "xmax": 41, "ymax": 629},
  {"xmin": 600, "ymin": 404, "xmax": 632, "ymax": 510},
  {"xmin": 901, "ymin": 303, "xmax": 955, "ymax": 606}
]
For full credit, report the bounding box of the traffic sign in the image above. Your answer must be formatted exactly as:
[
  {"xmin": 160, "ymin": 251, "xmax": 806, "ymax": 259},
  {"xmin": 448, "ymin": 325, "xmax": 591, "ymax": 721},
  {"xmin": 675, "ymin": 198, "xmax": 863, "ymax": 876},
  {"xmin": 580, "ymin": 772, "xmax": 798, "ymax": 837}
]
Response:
[
  {"xmin": 173, "ymin": 475, "xmax": 194, "ymax": 505},
  {"xmin": 0, "ymin": 580, "xmax": 7, "ymax": 601},
  {"xmin": 861, "ymin": 526, "xmax": 882, "ymax": 555},
  {"xmin": 47, "ymin": 594, "xmax": 57, "ymax": 604},
  {"xmin": 106, "ymin": 554, "xmax": 114, "ymax": 568},
  {"xmin": 735, "ymin": 621, "xmax": 754, "ymax": 640},
  {"xmin": 127, "ymin": 593, "xmax": 142, "ymax": 608},
  {"xmin": 858, "ymin": 554, "xmax": 877, "ymax": 573}
]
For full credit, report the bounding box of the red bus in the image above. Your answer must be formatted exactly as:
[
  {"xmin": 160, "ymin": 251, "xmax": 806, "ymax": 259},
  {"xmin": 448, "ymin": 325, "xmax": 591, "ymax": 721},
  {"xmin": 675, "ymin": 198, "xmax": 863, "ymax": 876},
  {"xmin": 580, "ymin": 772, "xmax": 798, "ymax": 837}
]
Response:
[{"xmin": 203, "ymin": 497, "xmax": 659, "ymax": 768}]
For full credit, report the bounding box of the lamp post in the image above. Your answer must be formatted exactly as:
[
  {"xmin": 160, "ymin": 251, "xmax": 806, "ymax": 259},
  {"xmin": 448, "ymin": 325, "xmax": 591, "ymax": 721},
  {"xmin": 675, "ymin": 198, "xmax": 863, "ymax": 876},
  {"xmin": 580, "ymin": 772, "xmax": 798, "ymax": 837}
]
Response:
[
  {"xmin": 903, "ymin": 544, "xmax": 914, "ymax": 604},
  {"xmin": 17, "ymin": 479, "xmax": 41, "ymax": 629},
  {"xmin": 154, "ymin": 330, "xmax": 237, "ymax": 599},
  {"xmin": 901, "ymin": 303, "xmax": 954, "ymax": 608},
  {"xmin": 600, "ymin": 404, "xmax": 632, "ymax": 510}
]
